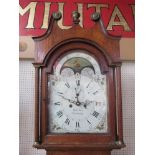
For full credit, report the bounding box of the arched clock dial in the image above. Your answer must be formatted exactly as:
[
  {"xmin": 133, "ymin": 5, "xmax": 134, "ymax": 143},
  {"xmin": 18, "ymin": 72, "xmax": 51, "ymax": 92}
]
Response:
[{"xmin": 48, "ymin": 51, "xmax": 108, "ymax": 133}]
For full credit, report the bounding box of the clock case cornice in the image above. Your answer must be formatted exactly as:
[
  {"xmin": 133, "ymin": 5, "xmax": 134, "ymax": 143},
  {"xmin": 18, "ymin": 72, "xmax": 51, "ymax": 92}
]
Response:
[
  {"xmin": 32, "ymin": 11, "xmax": 125, "ymax": 152},
  {"xmin": 32, "ymin": 12, "xmax": 121, "ymax": 67}
]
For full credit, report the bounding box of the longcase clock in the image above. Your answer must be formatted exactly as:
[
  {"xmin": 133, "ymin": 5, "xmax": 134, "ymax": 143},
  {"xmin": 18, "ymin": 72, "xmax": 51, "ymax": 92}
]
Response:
[{"xmin": 32, "ymin": 11, "xmax": 125, "ymax": 155}]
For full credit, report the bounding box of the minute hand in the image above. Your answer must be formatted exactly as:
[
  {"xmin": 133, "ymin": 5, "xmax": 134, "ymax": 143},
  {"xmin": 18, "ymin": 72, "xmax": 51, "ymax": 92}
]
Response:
[{"xmin": 58, "ymin": 95, "xmax": 76, "ymax": 104}]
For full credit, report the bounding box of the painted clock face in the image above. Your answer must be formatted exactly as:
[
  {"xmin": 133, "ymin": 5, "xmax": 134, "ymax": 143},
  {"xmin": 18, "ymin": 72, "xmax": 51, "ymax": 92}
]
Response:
[{"xmin": 48, "ymin": 51, "xmax": 108, "ymax": 133}]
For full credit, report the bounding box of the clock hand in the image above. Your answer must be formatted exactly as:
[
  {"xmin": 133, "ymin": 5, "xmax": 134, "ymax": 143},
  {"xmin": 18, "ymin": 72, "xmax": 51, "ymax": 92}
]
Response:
[
  {"xmin": 58, "ymin": 94, "xmax": 85, "ymax": 107},
  {"xmin": 75, "ymin": 87, "xmax": 87, "ymax": 108},
  {"xmin": 74, "ymin": 88, "xmax": 82, "ymax": 106},
  {"xmin": 58, "ymin": 95, "xmax": 77, "ymax": 105},
  {"xmin": 75, "ymin": 88, "xmax": 91, "ymax": 108}
]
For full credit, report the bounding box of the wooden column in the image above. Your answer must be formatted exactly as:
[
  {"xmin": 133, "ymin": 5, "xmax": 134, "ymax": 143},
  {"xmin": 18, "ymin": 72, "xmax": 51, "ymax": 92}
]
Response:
[
  {"xmin": 34, "ymin": 66, "xmax": 40, "ymax": 144},
  {"xmin": 114, "ymin": 66, "xmax": 123, "ymax": 142}
]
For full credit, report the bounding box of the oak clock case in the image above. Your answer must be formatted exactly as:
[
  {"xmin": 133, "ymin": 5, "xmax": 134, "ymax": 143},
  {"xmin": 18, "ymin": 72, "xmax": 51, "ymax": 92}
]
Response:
[{"xmin": 32, "ymin": 11, "xmax": 125, "ymax": 155}]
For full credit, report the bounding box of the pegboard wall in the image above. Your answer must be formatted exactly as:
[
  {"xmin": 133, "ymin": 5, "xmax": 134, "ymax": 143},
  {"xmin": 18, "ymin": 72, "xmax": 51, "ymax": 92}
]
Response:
[{"xmin": 19, "ymin": 60, "xmax": 135, "ymax": 155}]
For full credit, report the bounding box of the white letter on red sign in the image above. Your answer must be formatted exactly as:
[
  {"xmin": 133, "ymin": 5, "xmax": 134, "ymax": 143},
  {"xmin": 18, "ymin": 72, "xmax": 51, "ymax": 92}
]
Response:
[{"xmin": 19, "ymin": 2, "xmax": 37, "ymax": 29}]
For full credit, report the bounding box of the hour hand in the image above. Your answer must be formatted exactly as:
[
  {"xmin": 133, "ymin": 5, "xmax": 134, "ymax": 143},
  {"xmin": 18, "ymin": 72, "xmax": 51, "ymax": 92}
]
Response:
[{"xmin": 68, "ymin": 99, "xmax": 76, "ymax": 104}]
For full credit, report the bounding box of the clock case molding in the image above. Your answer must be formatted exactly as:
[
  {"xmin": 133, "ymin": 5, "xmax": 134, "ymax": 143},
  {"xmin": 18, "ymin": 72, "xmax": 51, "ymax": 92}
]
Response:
[{"xmin": 32, "ymin": 11, "xmax": 125, "ymax": 154}]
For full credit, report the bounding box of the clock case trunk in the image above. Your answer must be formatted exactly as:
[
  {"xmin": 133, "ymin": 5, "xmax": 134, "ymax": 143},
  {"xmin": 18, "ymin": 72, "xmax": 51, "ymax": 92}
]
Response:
[{"xmin": 32, "ymin": 12, "xmax": 125, "ymax": 153}]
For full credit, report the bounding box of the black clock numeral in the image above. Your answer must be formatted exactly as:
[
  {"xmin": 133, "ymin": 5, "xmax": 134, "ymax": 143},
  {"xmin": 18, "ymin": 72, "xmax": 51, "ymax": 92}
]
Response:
[
  {"xmin": 57, "ymin": 92, "xmax": 63, "ymax": 95},
  {"xmin": 86, "ymin": 80, "xmax": 92, "ymax": 88},
  {"xmin": 57, "ymin": 111, "xmax": 63, "ymax": 118},
  {"xmin": 92, "ymin": 111, "xmax": 99, "ymax": 118},
  {"xmin": 54, "ymin": 102, "xmax": 60, "ymax": 105},
  {"xmin": 76, "ymin": 80, "xmax": 80, "ymax": 86},
  {"xmin": 93, "ymin": 90, "xmax": 98, "ymax": 95},
  {"xmin": 65, "ymin": 118, "xmax": 70, "ymax": 125},
  {"xmin": 65, "ymin": 82, "xmax": 70, "ymax": 88},
  {"xmin": 87, "ymin": 120, "xmax": 91, "ymax": 125},
  {"xmin": 76, "ymin": 121, "xmax": 80, "ymax": 128}
]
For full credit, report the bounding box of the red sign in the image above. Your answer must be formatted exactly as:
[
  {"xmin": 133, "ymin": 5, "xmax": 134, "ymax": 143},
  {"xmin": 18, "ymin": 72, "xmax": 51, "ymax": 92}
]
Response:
[{"xmin": 19, "ymin": 0, "xmax": 135, "ymax": 37}]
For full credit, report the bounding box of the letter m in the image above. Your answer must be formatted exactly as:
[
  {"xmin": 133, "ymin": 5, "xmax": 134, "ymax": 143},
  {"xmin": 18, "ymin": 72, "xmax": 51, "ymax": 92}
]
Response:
[{"xmin": 19, "ymin": 2, "xmax": 37, "ymax": 28}]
